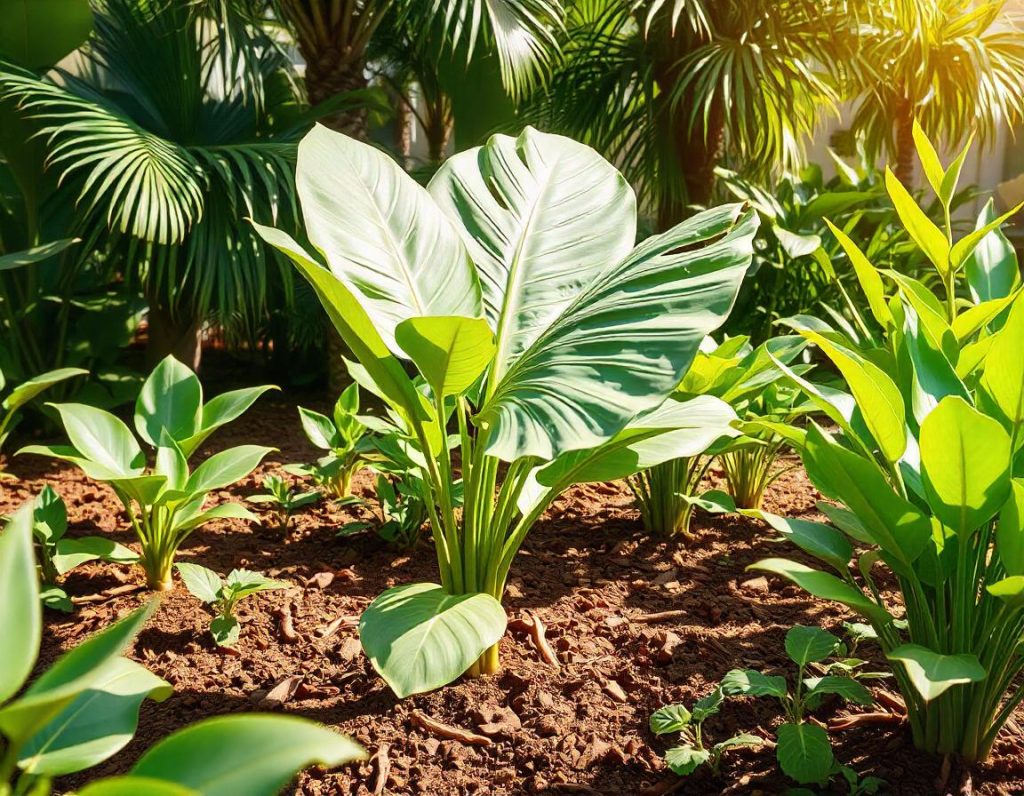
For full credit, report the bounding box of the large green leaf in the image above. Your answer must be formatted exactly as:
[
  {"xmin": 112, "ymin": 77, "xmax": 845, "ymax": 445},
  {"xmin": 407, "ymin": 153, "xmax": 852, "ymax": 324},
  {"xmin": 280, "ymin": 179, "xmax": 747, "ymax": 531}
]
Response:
[
  {"xmin": 720, "ymin": 669, "xmax": 788, "ymax": 698},
  {"xmin": 395, "ymin": 316, "xmax": 496, "ymax": 399},
  {"xmin": 480, "ymin": 206, "xmax": 756, "ymax": 461},
  {"xmin": 184, "ymin": 446, "xmax": 273, "ymax": 495},
  {"xmin": 294, "ymin": 125, "xmax": 481, "ymax": 353},
  {"xmin": 177, "ymin": 385, "xmax": 278, "ymax": 458},
  {"xmin": 949, "ymin": 201, "xmax": 1024, "ymax": 274},
  {"xmin": 900, "ymin": 301, "xmax": 970, "ymax": 426},
  {"xmin": 134, "ymin": 356, "xmax": 202, "ymax": 448},
  {"xmin": 48, "ymin": 403, "xmax": 144, "ymax": 477},
  {"xmin": 966, "ymin": 199, "xmax": 1020, "ymax": 303},
  {"xmin": 18, "ymin": 657, "xmax": 171, "ymax": 776},
  {"xmin": 803, "ymin": 425, "xmax": 931, "ymax": 569},
  {"xmin": 297, "ymin": 407, "xmax": 340, "ymax": 450},
  {"xmin": 664, "ymin": 744, "xmax": 711, "ymax": 776},
  {"xmin": 129, "ymin": 715, "xmax": 365, "ymax": 796},
  {"xmin": 0, "ymin": 602, "xmax": 154, "ymax": 744},
  {"xmin": 359, "ymin": 582, "xmax": 507, "ymax": 698},
  {"xmin": 251, "ymin": 223, "xmax": 426, "ymax": 428},
  {"xmin": 53, "ymin": 536, "xmax": 138, "ymax": 576},
  {"xmin": 0, "ymin": 504, "xmax": 41, "ymax": 702},
  {"xmin": 885, "ymin": 168, "xmax": 949, "ymax": 276},
  {"xmin": 749, "ymin": 558, "xmax": 892, "ymax": 626},
  {"xmin": 78, "ymin": 777, "xmax": 197, "ymax": 796},
  {"xmin": 801, "ymin": 330, "xmax": 906, "ymax": 462},
  {"xmin": 888, "ymin": 645, "xmax": 985, "ymax": 702},
  {"xmin": 649, "ymin": 704, "xmax": 692, "ymax": 735},
  {"xmin": 784, "ymin": 626, "xmax": 838, "ymax": 666},
  {"xmin": 428, "ymin": 127, "xmax": 636, "ymax": 381},
  {"xmin": 981, "ymin": 295, "xmax": 1024, "ymax": 433},
  {"xmin": 2, "ymin": 367, "xmax": 87, "ymax": 413},
  {"xmin": 741, "ymin": 510, "xmax": 852, "ymax": 574},
  {"xmin": 997, "ymin": 481, "xmax": 1024, "ymax": 576},
  {"xmin": 0, "ymin": 0, "xmax": 93, "ymax": 68},
  {"xmin": 776, "ymin": 722, "xmax": 833, "ymax": 785},
  {"xmin": 826, "ymin": 219, "xmax": 891, "ymax": 328},
  {"xmin": 532, "ymin": 395, "xmax": 738, "ymax": 490},
  {"xmin": 0, "ymin": 239, "xmax": 78, "ymax": 272},
  {"xmin": 920, "ymin": 397, "xmax": 1011, "ymax": 534}
]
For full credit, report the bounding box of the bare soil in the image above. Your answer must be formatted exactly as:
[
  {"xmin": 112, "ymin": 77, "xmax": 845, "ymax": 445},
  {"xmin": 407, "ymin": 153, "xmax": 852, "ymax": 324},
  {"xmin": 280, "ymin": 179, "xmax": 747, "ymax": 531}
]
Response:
[{"xmin": 5, "ymin": 379, "xmax": 1024, "ymax": 795}]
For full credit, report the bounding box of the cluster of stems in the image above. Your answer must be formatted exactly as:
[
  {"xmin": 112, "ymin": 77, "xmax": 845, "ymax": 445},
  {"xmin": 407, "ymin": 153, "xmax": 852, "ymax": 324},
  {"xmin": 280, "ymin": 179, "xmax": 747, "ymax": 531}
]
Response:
[{"xmin": 628, "ymin": 457, "xmax": 712, "ymax": 538}]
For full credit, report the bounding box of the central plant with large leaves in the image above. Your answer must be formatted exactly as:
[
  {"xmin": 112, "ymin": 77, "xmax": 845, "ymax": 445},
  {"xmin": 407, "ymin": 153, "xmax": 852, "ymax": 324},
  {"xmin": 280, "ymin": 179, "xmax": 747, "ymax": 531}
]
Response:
[{"xmin": 255, "ymin": 125, "xmax": 757, "ymax": 696}]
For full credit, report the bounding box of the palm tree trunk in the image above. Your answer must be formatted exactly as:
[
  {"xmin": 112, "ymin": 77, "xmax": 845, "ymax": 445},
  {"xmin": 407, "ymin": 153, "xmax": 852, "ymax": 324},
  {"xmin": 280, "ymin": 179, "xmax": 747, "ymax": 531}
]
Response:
[
  {"xmin": 146, "ymin": 305, "xmax": 202, "ymax": 370},
  {"xmin": 302, "ymin": 59, "xmax": 368, "ymax": 395},
  {"xmin": 894, "ymin": 97, "xmax": 916, "ymax": 187}
]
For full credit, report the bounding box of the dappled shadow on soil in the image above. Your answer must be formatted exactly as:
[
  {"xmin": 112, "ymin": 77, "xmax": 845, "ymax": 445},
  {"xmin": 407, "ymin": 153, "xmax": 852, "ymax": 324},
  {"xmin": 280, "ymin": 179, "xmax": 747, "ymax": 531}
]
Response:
[{"xmin": 6, "ymin": 387, "xmax": 1024, "ymax": 795}]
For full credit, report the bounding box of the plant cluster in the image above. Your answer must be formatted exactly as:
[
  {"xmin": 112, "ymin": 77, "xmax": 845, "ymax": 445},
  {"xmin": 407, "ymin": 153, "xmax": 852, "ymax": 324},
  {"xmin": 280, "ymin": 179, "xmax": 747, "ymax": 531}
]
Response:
[
  {"xmin": 0, "ymin": 501, "xmax": 364, "ymax": 795},
  {"xmin": 176, "ymin": 562, "xmax": 291, "ymax": 647},
  {"xmin": 628, "ymin": 333, "xmax": 810, "ymax": 536},
  {"xmin": 255, "ymin": 124, "xmax": 758, "ymax": 696},
  {"xmin": 289, "ymin": 385, "xmax": 372, "ymax": 498},
  {"xmin": 248, "ymin": 474, "xmax": 320, "ymax": 531},
  {"xmin": 29, "ymin": 485, "xmax": 137, "ymax": 612},
  {"xmin": 755, "ymin": 124, "xmax": 1024, "ymax": 761},
  {"xmin": 20, "ymin": 356, "xmax": 275, "ymax": 590}
]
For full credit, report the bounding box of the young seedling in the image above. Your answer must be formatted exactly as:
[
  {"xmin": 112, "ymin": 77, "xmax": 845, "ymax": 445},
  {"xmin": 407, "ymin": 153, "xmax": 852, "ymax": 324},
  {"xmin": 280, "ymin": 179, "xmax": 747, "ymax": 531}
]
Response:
[
  {"xmin": 20, "ymin": 355, "xmax": 275, "ymax": 590},
  {"xmin": 29, "ymin": 485, "xmax": 138, "ymax": 611},
  {"xmin": 176, "ymin": 562, "xmax": 290, "ymax": 647},
  {"xmin": 720, "ymin": 625, "xmax": 874, "ymax": 786},
  {"xmin": 650, "ymin": 687, "xmax": 762, "ymax": 777},
  {"xmin": 338, "ymin": 472, "xmax": 429, "ymax": 549},
  {"xmin": 288, "ymin": 384, "xmax": 370, "ymax": 498},
  {"xmin": 247, "ymin": 474, "xmax": 319, "ymax": 530}
]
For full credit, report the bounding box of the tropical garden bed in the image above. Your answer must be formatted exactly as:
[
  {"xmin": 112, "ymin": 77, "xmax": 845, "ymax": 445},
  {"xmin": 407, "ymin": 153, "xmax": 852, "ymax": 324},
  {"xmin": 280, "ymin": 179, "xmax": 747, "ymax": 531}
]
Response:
[{"xmin": 1, "ymin": 384, "xmax": 1021, "ymax": 795}]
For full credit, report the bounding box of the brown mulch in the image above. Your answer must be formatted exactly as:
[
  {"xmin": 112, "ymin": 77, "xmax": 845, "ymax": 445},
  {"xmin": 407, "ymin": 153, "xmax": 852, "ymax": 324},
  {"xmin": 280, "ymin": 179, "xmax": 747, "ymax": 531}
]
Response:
[{"xmin": 3, "ymin": 380, "xmax": 1024, "ymax": 795}]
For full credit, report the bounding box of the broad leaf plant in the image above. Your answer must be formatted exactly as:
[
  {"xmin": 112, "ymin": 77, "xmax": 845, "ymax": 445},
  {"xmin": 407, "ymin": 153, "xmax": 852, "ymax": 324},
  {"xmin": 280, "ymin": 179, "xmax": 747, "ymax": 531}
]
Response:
[{"xmin": 255, "ymin": 125, "xmax": 757, "ymax": 696}]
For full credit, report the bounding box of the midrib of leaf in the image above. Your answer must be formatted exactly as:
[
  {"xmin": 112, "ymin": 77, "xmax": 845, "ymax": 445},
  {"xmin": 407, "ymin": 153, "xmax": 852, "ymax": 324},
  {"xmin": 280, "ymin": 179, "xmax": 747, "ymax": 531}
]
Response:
[
  {"xmin": 489, "ymin": 157, "xmax": 559, "ymax": 388},
  {"xmin": 349, "ymin": 154, "xmax": 426, "ymax": 317}
]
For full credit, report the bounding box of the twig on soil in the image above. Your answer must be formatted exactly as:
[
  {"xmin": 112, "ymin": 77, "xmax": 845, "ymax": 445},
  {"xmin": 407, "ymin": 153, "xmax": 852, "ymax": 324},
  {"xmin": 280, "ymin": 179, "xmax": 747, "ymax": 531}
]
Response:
[
  {"xmin": 315, "ymin": 614, "xmax": 357, "ymax": 640},
  {"xmin": 411, "ymin": 710, "xmax": 492, "ymax": 747},
  {"xmin": 71, "ymin": 583, "xmax": 144, "ymax": 605},
  {"xmin": 640, "ymin": 778, "xmax": 686, "ymax": 796},
  {"xmin": 276, "ymin": 602, "xmax": 300, "ymax": 643},
  {"xmin": 371, "ymin": 742, "xmax": 390, "ymax": 795},
  {"xmin": 631, "ymin": 609, "xmax": 688, "ymax": 623},
  {"xmin": 876, "ymin": 689, "xmax": 906, "ymax": 715},
  {"xmin": 829, "ymin": 711, "xmax": 903, "ymax": 731},
  {"xmin": 509, "ymin": 613, "xmax": 560, "ymax": 668}
]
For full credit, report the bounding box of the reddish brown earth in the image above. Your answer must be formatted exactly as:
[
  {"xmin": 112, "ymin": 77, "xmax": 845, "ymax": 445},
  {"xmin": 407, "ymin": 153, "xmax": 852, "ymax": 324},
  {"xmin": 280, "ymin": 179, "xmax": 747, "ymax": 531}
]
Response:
[{"xmin": 4, "ymin": 378, "xmax": 1024, "ymax": 795}]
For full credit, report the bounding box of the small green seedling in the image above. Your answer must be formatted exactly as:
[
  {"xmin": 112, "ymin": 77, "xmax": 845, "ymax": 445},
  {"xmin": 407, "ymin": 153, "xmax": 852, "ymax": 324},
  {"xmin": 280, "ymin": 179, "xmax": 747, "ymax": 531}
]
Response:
[
  {"xmin": 650, "ymin": 687, "xmax": 762, "ymax": 777},
  {"xmin": 720, "ymin": 625, "xmax": 874, "ymax": 786},
  {"xmin": 30, "ymin": 485, "xmax": 137, "ymax": 611},
  {"xmin": 288, "ymin": 384, "xmax": 369, "ymax": 498},
  {"xmin": 247, "ymin": 474, "xmax": 319, "ymax": 529},
  {"xmin": 176, "ymin": 562, "xmax": 290, "ymax": 647},
  {"xmin": 20, "ymin": 355, "xmax": 275, "ymax": 590},
  {"xmin": 338, "ymin": 473, "xmax": 430, "ymax": 549}
]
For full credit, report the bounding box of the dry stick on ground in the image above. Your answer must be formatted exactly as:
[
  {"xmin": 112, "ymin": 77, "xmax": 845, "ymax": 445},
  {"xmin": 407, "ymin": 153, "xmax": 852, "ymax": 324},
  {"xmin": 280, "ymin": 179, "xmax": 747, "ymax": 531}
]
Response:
[
  {"xmin": 829, "ymin": 711, "xmax": 903, "ymax": 731},
  {"xmin": 410, "ymin": 711, "xmax": 492, "ymax": 747},
  {"xmin": 71, "ymin": 583, "xmax": 144, "ymax": 605},
  {"xmin": 276, "ymin": 603, "xmax": 300, "ymax": 643},
  {"xmin": 509, "ymin": 614, "xmax": 560, "ymax": 668},
  {"xmin": 371, "ymin": 742, "xmax": 391, "ymax": 796},
  {"xmin": 631, "ymin": 609, "xmax": 688, "ymax": 623},
  {"xmin": 315, "ymin": 614, "xmax": 357, "ymax": 639}
]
